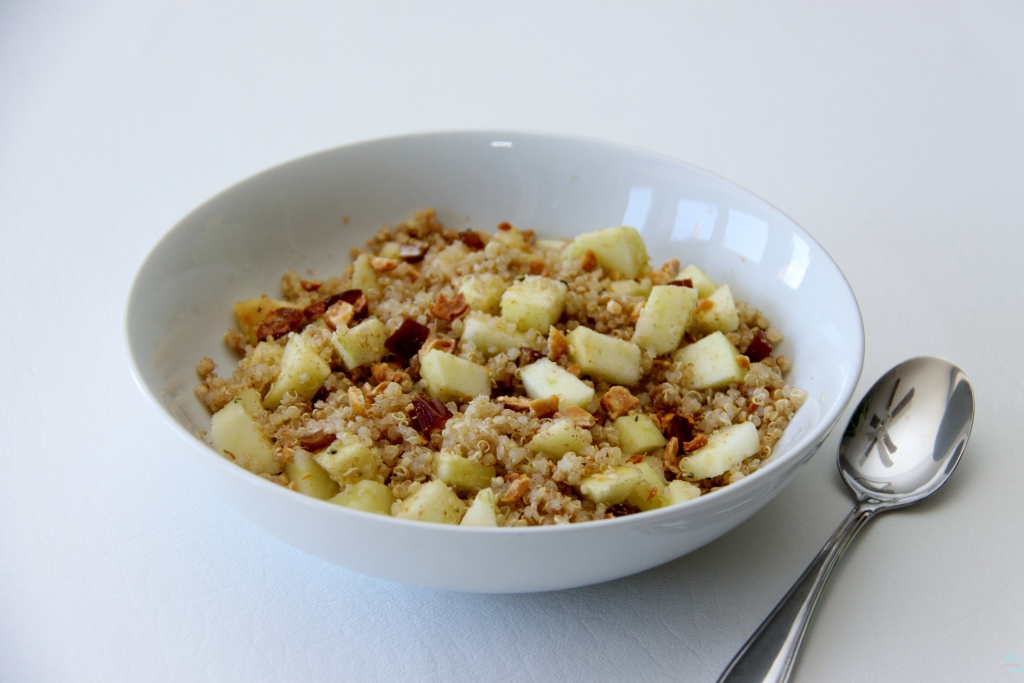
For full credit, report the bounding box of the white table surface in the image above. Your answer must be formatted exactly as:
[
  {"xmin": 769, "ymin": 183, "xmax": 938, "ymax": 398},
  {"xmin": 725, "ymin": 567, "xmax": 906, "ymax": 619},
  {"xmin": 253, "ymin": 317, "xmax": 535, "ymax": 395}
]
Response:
[{"xmin": 3, "ymin": 2, "xmax": 1022, "ymax": 681}]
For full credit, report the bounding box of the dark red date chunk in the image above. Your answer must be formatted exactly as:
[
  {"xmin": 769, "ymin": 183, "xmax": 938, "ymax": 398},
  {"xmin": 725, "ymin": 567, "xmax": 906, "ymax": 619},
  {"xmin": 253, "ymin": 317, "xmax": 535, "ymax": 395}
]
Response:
[
  {"xmin": 665, "ymin": 413, "xmax": 695, "ymax": 443},
  {"xmin": 256, "ymin": 307, "xmax": 304, "ymax": 340},
  {"xmin": 668, "ymin": 279, "xmax": 694, "ymax": 288},
  {"xmin": 398, "ymin": 243, "xmax": 427, "ymax": 263},
  {"xmin": 304, "ymin": 289, "xmax": 368, "ymax": 320},
  {"xmin": 744, "ymin": 329, "xmax": 773, "ymax": 363},
  {"xmin": 385, "ymin": 318, "xmax": 430, "ymax": 360},
  {"xmin": 458, "ymin": 231, "xmax": 485, "ymax": 250},
  {"xmin": 410, "ymin": 395, "xmax": 452, "ymax": 433}
]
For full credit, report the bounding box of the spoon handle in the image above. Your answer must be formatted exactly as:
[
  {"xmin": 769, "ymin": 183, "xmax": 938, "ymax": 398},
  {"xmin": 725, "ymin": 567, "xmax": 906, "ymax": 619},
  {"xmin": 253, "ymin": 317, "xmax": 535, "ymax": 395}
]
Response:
[{"xmin": 717, "ymin": 503, "xmax": 880, "ymax": 683}]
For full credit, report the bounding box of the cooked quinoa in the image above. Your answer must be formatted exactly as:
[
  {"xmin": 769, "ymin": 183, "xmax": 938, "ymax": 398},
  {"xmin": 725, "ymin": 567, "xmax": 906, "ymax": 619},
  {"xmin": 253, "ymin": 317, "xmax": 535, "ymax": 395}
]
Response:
[{"xmin": 195, "ymin": 209, "xmax": 806, "ymax": 526}]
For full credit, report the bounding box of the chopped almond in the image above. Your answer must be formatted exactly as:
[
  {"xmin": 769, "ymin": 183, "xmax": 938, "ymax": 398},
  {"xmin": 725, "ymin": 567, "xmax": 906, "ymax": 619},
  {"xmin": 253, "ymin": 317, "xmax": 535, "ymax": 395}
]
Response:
[
  {"xmin": 371, "ymin": 363, "xmax": 400, "ymax": 384},
  {"xmin": 630, "ymin": 302, "xmax": 645, "ymax": 323},
  {"xmin": 606, "ymin": 300, "xmax": 623, "ymax": 316},
  {"xmin": 600, "ymin": 386, "xmax": 639, "ymax": 420},
  {"xmin": 498, "ymin": 396, "xmax": 532, "ymax": 412},
  {"xmin": 500, "ymin": 474, "xmax": 531, "ymax": 503},
  {"xmin": 580, "ymin": 250, "xmax": 598, "ymax": 272},
  {"xmin": 662, "ymin": 437, "xmax": 681, "ymax": 476},
  {"xmin": 529, "ymin": 395, "xmax": 560, "ymax": 419},
  {"xmin": 369, "ymin": 256, "xmax": 399, "ymax": 272},
  {"xmin": 429, "ymin": 292, "xmax": 469, "ymax": 321},
  {"xmin": 682, "ymin": 433, "xmax": 708, "ymax": 453},
  {"xmin": 323, "ymin": 301, "xmax": 355, "ymax": 330},
  {"xmin": 420, "ymin": 337, "xmax": 456, "ymax": 355},
  {"xmin": 555, "ymin": 405, "xmax": 596, "ymax": 428},
  {"xmin": 548, "ymin": 327, "xmax": 568, "ymax": 361},
  {"xmin": 626, "ymin": 454, "xmax": 644, "ymax": 464},
  {"xmin": 348, "ymin": 386, "xmax": 368, "ymax": 417}
]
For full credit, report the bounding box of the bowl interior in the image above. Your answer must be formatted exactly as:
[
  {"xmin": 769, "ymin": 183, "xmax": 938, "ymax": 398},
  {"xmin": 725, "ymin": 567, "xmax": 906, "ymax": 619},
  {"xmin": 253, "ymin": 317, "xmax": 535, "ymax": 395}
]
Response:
[{"xmin": 127, "ymin": 130, "xmax": 863, "ymax": 499}]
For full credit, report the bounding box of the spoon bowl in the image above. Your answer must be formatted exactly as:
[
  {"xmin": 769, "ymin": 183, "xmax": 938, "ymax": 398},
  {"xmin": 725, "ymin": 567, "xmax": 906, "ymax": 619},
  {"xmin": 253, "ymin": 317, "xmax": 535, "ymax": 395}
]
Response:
[
  {"xmin": 719, "ymin": 357, "xmax": 974, "ymax": 682},
  {"xmin": 839, "ymin": 357, "xmax": 973, "ymax": 506}
]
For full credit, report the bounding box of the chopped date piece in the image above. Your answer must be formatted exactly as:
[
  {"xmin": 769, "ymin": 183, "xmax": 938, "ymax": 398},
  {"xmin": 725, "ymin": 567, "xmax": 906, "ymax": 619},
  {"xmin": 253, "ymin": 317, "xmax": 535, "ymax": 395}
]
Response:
[
  {"xmin": 429, "ymin": 292, "xmax": 469, "ymax": 321},
  {"xmin": 410, "ymin": 395, "xmax": 452, "ymax": 433},
  {"xmin": 458, "ymin": 231, "xmax": 485, "ymax": 250},
  {"xmin": 669, "ymin": 279, "xmax": 693, "ymax": 288},
  {"xmin": 299, "ymin": 431, "xmax": 337, "ymax": 451},
  {"xmin": 744, "ymin": 329, "xmax": 774, "ymax": 363},
  {"xmin": 255, "ymin": 307, "xmax": 304, "ymax": 340},
  {"xmin": 385, "ymin": 318, "xmax": 431, "ymax": 359},
  {"xmin": 306, "ymin": 289, "xmax": 368, "ymax": 321},
  {"xmin": 665, "ymin": 413, "xmax": 696, "ymax": 443},
  {"xmin": 398, "ymin": 243, "xmax": 427, "ymax": 263}
]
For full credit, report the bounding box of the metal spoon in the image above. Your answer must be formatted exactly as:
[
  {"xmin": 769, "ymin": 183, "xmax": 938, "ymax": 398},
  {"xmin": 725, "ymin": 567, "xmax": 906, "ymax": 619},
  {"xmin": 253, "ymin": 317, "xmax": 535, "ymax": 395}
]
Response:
[{"xmin": 718, "ymin": 356, "xmax": 974, "ymax": 682}]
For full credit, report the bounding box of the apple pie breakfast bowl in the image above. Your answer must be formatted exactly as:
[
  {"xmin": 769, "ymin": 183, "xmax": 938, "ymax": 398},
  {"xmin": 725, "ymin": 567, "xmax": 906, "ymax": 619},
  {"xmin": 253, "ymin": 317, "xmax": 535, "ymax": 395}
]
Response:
[{"xmin": 125, "ymin": 131, "xmax": 863, "ymax": 593}]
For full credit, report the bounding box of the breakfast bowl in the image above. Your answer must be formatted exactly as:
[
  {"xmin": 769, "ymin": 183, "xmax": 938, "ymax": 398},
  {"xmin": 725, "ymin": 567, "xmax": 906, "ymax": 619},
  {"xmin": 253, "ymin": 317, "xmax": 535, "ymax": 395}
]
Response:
[{"xmin": 125, "ymin": 131, "xmax": 863, "ymax": 593}]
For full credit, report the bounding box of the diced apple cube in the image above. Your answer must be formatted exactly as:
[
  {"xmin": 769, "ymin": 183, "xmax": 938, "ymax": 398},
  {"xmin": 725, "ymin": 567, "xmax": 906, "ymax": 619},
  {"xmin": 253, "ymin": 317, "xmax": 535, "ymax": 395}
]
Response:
[
  {"xmin": 210, "ymin": 398, "xmax": 281, "ymax": 475},
  {"xmin": 313, "ymin": 438, "xmax": 380, "ymax": 486},
  {"xmin": 564, "ymin": 226, "xmax": 649, "ymax": 279},
  {"xmin": 285, "ymin": 449, "xmax": 340, "ymax": 500},
  {"xmin": 666, "ymin": 480, "xmax": 701, "ymax": 505},
  {"xmin": 614, "ymin": 414, "xmax": 667, "ymax": 455},
  {"xmin": 500, "ymin": 276, "xmax": 567, "ymax": 332},
  {"xmin": 427, "ymin": 242, "xmax": 469, "ymax": 279},
  {"xmin": 625, "ymin": 457, "xmax": 669, "ymax": 511},
  {"xmin": 678, "ymin": 422, "xmax": 760, "ymax": 480},
  {"xmin": 458, "ymin": 274, "xmax": 508, "ymax": 314},
  {"xmin": 673, "ymin": 331, "xmax": 749, "ymax": 390},
  {"xmin": 351, "ymin": 253, "xmax": 380, "ymax": 296},
  {"xmin": 520, "ymin": 358, "xmax": 595, "ymax": 408},
  {"xmin": 566, "ymin": 326, "xmax": 642, "ymax": 385},
  {"xmin": 674, "ymin": 264, "xmax": 717, "ymax": 298},
  {"xmin": 535, "ymin": 238, "xmax": 568, "ymax": 252},
  {"xmin": 631, "ymin": 285, "xmax": 698, "ymax": 355},
  {"xmin": 460, "ymin": 488, "xmax": 499, "ymax": 527},
  {"xmin": 434, "ymin": 452, "xmax": 496, "ymax": 493},
  {"xmin": 329, "ymin": 480, "xmax": 395, "ymax": 516},
  {"xmin": 395, "ymin": 480, "xmax": 467, "ymax": 524},
  {"xmin": 248, "ymin": 341, "xmax": 282, "ymax": 368},
  {"xmin": 579, "ymin": 465, "xmax": 643, "ymax": 505},
  {"xmin": 691, "ymin": 284, "xmax": 740, "ymax": 333},
  {"xmin": 528, "ymin": 418, "xmax": 592, "ymax": 459},
  {"xmin": 233, "ymin": 387, "xmax": 265, "ymax": 416},
  {"xmin": 420, "ymin": 349, "xmax": 491, "ymax": 401},
  {"xmin": 608, "ymin": 279, "xmax": 653, "ymax": 297},
  {"xmin": 233, "ymin": 295, "xmax": 304, "ymax": 345},
  {"xmin": 461, "ymin": 311, "xmax": 531, "ymax": 356},
  {"xmin": 331, "ymin": 317, "xmax": 387, "ymax": 370},
  {"xmin": 263, "ymin": 333, "xmax": 332, "ymax": 409}
]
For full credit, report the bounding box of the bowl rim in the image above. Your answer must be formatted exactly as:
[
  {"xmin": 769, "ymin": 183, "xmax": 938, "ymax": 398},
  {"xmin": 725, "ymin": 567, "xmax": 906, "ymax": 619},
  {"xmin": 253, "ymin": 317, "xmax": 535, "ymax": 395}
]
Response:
[{"xmin": 124, "ymin": 128, "xmax": 865, "ymax": 534}]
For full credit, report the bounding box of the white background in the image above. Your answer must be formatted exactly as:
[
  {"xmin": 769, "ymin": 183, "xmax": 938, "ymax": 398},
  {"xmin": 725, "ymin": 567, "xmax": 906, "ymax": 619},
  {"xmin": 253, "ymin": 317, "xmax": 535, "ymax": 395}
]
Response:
[{"xmin": 2, "ymin": 1, "xmax": 1022, "ymax": 681}]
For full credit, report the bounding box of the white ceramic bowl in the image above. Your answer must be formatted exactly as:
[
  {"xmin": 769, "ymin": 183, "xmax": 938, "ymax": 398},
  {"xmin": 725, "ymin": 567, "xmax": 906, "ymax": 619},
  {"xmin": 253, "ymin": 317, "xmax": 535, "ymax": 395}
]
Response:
[{"xmin": 126, "ymin": 131, "xmax": 863, "ymax": 593}]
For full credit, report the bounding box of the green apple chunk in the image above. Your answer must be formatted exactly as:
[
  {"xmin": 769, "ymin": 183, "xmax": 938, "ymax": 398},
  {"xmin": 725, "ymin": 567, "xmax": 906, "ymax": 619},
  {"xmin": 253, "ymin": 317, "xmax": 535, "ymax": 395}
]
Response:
[
  {"xmin": 313, "ymin": 438, "xmax": 380, "ymax": 486},
  {"xmin": 567, "ymin": 326, "xmax": 642, "ymax": 386},
  {"xmin": 427, "ymin": 242, "xmax": 469, "ymax": 279},
  {"xmin": 608, "ymin": 278, "xmax": 653, "ymax": 297},
  {"xmin": 434, "ymin": 452, "xmax": 496, "ymax": 493},
  {"xmin": 420, "ymin": 350, "xmax": 491, "ymax": 401},
  {"xmin": 564, "ymin": 226, "xmax": 649, "ymax": 279},
  {"xmin": 329, "ymin": 480, "xmax": 395, "ymax": 516},
  {"xmin": 285, "ymin": 448, "xmax": 339, "ymax": 500},
  {"xmin": 631, "ymin": 285, "xmax": 698, "ymax": 355},
  {"xmin": 673, "ymin": 264, "xmax": 717, "ymax": 298},
  {"xmin": 678, "ymin": 422, "xmax": 760, "ymax": 480},
  {"xmin": 579, "ymin": 465, "xmax": 643, "ymax": 505},
  {"xmin": 691, "ymin": 284, "xmax": 740, "ymax": 333},
  {"xmin": 461, "ymin": 311, "xmax": 531, "ymax": 356},
  {"xmin": 332, "ymin": 317, "xmax": 387, "ymax": 370},
  {"xmin": 625, "ymin": 457, "xmax": 669, "ymax": 511},
  {"xmin": 351, "ymin": 253, "xmax": 380, "ymax": 296},
  {"xmin": 211, "ymin": 399, "xmax": 281, "ymax": 475},
  {"xmin": 614, "ymin": 414, "xmax": 667, "ymax": 455},
  {"xmin": 500, "ymin": 276, "xmax": 567, "ymax": 332},
  {"xmin": 263, "ymin": 333, "xmax": 331, "ymax": 409},
  {"xmin": 460, "ymin": 488, "xmax": 499, "ymax": 527},
  {"xmin": 673, "ymin": 331, "xmax": 749, "ymax": 390},
  {"xmin": 666, "ymin": 480, "xmax": 701, "ymax": 505},
  {"xmin": 395, "ymin": 480, "xmax": 467, "ymax": 524},
  {"xmin": 458, "ymin": 274, "xmax": 507, "ymax": 314},
  {"xmin": 535, "ymin": 238, "xmax": 568, "ymax": 252},
  {"xmin": 520, "ymin": 358, "xmax": 595, "ymax": 408},
  {"xmin": 528, "ymin": 418, "xmax": 592, "ymax": 460}
]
